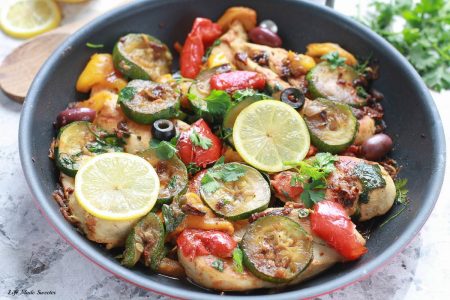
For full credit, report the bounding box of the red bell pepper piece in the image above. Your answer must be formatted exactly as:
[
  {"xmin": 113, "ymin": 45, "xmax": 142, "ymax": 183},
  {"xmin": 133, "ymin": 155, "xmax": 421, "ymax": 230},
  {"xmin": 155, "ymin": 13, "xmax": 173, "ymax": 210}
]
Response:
[{"xmin": 210, "ymin": 71, "xmax": 266, "ymax": 93}]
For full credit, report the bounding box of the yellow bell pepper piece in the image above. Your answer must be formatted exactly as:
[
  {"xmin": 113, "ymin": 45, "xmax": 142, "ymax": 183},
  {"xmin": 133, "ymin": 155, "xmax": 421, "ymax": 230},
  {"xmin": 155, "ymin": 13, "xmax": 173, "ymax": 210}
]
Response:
[
  {"xmin": 75, "ymin": 90, "xmax": 117, "ymax": 113},
  {"xmin": 288, "ymin": 51, "xmax": 316, "ymax": 76},
  {"xmin": 208, "ymin": 51, "xmax": 230, "ymax": 69}
]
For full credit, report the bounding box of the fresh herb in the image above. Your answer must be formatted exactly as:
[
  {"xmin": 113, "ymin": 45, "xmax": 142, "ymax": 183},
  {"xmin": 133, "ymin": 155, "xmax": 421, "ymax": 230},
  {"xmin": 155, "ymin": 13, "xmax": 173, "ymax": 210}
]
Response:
[
  {"xmin": 217, "ymin": 126, "xmax": 233, "ymax": 140},
  {"xmin": 354, "ymin": 54, "xmax": 373, "ymax": 75},
  {"xmin": 379, "ymin": 204, "xmax": 407, "ymax": 228},
  {"xmin": 232, "ymin": 89, "xmax": 270, "ymax": 103},
  {"xmin": 201, "ymin": 162, "xmax": 246, "ymax": 193},
  {"xmin": 149, "ymin": 137, "xmax": 178, "ymax": 160},
  {"xmin": 86, "ymin": 129, "xmax": 125, "ymax": 154},
  {"xmin": 190, "ymin": 130, "xmax": 212, "ymax": 150},
  {"xmin": 356, "ymin": 86, "xmax": 369, "ymax": 98},
  {"xmin": 162, "ymin": 204, "xmax": 185, "ymax": 233},
  {"xmin": 285, "ymin": 153, "xmax": 338, "ymax": 208},
  {"xmin": 86, "ymin": 42, "xmax": 104, "ymax": 49},
  {"xmin": 232, "ymin": 248, "xmax": 244, "ymax": 273},
  {"xmin": 211, "ymin": 259, "xmax": 224, "ymax": 272},
  {"xmin": 205, "ymin": 90, "xmax": 232, "ymax": 117},
  {"xmin": 186, "ymin": 163, "xmax": 201, "ymax": 176},
  {"xmin": 168, "ymin": 175, "xmax": 178, "ymax": 190},
  {"xmin": 203, "ymin": 39, "xmax": 222, "ymax": 62},
  {"xmin": 357, "ymin": 0, "xmax": 450, "ymax": 91},
  {"xmin": 321, "ymin": 51, "xmax": 347, "ymax": 69},
  {"xmin": 394, "ymin": 178, "xmax": 409, "ymax": 204}
]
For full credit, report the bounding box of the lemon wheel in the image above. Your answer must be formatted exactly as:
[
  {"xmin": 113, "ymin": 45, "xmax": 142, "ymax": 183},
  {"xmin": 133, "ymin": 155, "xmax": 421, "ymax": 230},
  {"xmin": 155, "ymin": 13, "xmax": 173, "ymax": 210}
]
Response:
[
  {"xmin": 75, "ymin": 152, "xmax": 160, "ymax": 221},
  {"xmin": 0, "ymin": 0, "xmax": 61, "ymax": 39},
  {"xmin": 233, "ymin": 100, "xmax": 310, "ymax": 173}
]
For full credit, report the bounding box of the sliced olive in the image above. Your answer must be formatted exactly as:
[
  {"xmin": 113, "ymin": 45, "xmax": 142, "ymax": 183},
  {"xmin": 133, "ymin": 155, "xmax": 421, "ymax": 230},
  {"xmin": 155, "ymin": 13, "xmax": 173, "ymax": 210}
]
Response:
[
  {"xmin": 241, "ymin": 215, "xmax": 313, "ymax": 283},
  {"xmin": 152, "ymin": 119, "xmax": 176, "ymax": 141},
  {"xmin": 281, "ymin": 88, "xmax": 305, "ymax": 109}
]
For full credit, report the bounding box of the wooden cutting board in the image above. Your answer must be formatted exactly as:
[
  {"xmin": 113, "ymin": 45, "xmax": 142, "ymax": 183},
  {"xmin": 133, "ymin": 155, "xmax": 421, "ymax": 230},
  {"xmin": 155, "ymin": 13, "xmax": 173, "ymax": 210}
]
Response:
[{"xmin": 0, "ymin": 0, "xmax": 129, "ymax": 103}]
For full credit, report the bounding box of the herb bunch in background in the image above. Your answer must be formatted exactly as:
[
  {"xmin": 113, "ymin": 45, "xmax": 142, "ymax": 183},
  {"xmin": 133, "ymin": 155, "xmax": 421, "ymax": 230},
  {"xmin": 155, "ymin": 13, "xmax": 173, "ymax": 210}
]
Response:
[{"xmin": 358, "ymin": 0, "xmax": 450, "ymax": 91}]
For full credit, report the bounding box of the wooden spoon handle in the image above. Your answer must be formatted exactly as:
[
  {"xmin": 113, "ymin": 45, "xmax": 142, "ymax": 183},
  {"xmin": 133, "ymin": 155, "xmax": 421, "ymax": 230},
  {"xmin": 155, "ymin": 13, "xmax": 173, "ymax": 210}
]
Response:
[{"xmin": 0, "ymin": 0, "xmax": 129, "ymax": 103}]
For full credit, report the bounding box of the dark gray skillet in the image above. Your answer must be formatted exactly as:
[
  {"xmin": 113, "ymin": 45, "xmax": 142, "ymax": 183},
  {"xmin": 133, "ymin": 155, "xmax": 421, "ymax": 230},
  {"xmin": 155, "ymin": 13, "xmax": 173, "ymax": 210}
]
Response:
[{"xmin": 19, "ymin": 0, "xmax": 445, "ymax": 299}]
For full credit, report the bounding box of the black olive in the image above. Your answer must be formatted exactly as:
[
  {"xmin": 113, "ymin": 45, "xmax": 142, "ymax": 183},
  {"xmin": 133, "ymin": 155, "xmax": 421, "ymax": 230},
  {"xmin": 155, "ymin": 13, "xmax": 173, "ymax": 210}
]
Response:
[
  {"xmin": 151, "ymin": 119, "xmax": 176, "ymax": 141},
  {"xmin": 280, "ymin": 88, "xmax": 305, "ymax": 109}
]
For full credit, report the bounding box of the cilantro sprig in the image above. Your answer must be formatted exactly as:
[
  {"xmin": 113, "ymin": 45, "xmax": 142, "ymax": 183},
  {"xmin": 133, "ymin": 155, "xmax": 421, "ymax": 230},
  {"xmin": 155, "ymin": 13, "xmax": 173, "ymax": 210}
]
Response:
[
  {"xmin": 285, "ymin": 153, "xmax": 338, "ymax": 208},
  {"xmin": 321, "ymin": 51, "xmax": 347, "ymax": 69},
  {"xmin": 149, "ymin": 136, "xmax": 178, "ymax": 160},
  {"xmin": 201, "ymin": 159, "xmax": 246, "ymax": 193},
  {"xmin": 357, "ymin": 0, "xmax": 450, "ymax": 91},
  {"xmin": 190, "ymin": 130, "xmax": 212, "ymax": 150}
]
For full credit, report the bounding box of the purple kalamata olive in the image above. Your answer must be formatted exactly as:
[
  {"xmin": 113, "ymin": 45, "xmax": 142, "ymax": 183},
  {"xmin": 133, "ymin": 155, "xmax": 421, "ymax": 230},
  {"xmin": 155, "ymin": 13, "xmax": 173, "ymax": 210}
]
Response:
[
  {"xmin": 361, "ymin": 133, "xmax": 393, "ymax": 161},
  {"xmin": 56, "ymin": 107, "xmax": 96, "ymax": 128},
  {"xmin": 248, "ymin": 26, "xmax": 282, "ymax": 47}
]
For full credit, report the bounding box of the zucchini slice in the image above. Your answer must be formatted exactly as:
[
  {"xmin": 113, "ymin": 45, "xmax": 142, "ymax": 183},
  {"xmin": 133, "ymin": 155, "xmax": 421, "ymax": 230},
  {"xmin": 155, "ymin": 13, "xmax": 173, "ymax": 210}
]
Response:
[
  {"xmin": 200, "ymin": 163, "xmax": 270, "ymax": 220},
  {"xmin": 222, "ymin": 91, "xmax": 270, "ymax": 145},
  {"xmin": 302, "ymin": 98, "xmax": 358, "ymax": 153},
  {"xmin": 188, "ymin": 65, "xmax": 231, "ymax": 122},
  {"xmin": 55, "ymin": 121, "xmax": 97, "ymax": 177},
  {"xmin": 113, "ymin": 33, "xmax": 172, "ymax": 81},
  {"xmin": 306, "ymin": 62, "xmax": 366, "ymax": 107},
  {"xmin": 121, "ymin": 212, "xmax": 165, "ymax": 270},
  {"xmin": 241, "ymin": 216, "xmax": 313, "ymax": 283},
  {"xmin": 118, "ymin": 80, "xmax": 181, "ymax": 124},
  {"xmin": 138, "ymin": 149, "xmax": 188, "ymax": 205}
]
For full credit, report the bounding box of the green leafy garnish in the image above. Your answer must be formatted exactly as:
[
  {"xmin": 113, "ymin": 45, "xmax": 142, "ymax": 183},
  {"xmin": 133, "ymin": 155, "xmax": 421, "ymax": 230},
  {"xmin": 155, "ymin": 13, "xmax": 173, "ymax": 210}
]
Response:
[
  {"xmin": 186, "ymin": 163, "xmax": 201, "ymax": 176},
  {"xmin": 232, "ymin": 248, "xmax": 244, "ymax": 273},
  {"xmin": 205, "ymin": 90, "xmax": 232, "ymax": 117},
  {"xmin": 201, "ymin": 163, "xmax": 246, "ymax": 193},
  {"xmin": 356, "ymin": 86, "xmax": 369, "ymax": 98},
  {"xmin": 211, "ymin": 259, "xmax": 224, "ymax": 272},
  {"xmin": 285, "ymin": 153, "xmax": 338, "ymax": 208},
  {"xmin": 357, "ymin": 0, "xmax": 450, "ymax": 91},
  {"xmin": 168, "ymin": 175, "xmax": 178, "ymax": 190},
  {"xmin": 232, "ymin": 89, "xmax": 270, "ymax": 103},
  {"xmin": 149, "ymin": 137, "xmax": 178, "ymax": 160},
  {"xmin": 203, "ymin": 39, "xmax": 222, "ymax": 62},
  {"xmin": 86, "ymin": 42, "xmax": 104, "ymax": 49},
  {"xmin": 394, "ymin": 178, "xmax": 409, "ymax": 204},
  {"xmin": 321, "ymin": 51, "xmax": 347, "ymax": 69},
  {"xmin": 190, "ymin": 130, "xmax": 212, "ymax": 150},
  {"xmin": 162, "ymin": 204, "xmax": 185, "ymax": 233}
]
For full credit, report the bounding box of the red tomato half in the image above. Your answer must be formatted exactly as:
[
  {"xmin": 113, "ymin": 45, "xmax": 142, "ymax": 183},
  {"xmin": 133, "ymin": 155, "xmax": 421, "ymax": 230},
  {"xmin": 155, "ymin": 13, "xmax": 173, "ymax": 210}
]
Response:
[
  {"xmin": 310, "ymin": 201, "xmax": 367, "ymax": 260},
  {"xmin": 210, "ymin": 71, "xmax": 266, "ymax": 93},
  {"xmin": 177, "ymin": 229, "xmax": 237, "ymax": 260},
  {"xmin": 177, "ymin": 119, "xmax": 222, "ymax": 168},
  {"xmin": 271, "ymin": 171, "xmax": 303, "ymax": 202}
]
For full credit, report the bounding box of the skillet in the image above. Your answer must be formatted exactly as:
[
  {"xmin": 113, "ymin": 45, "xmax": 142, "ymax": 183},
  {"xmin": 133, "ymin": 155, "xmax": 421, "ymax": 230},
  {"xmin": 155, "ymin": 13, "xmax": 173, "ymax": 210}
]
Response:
[{"xmin": 19, "ymin": 0, "xmax": 445, "ymax": 298}]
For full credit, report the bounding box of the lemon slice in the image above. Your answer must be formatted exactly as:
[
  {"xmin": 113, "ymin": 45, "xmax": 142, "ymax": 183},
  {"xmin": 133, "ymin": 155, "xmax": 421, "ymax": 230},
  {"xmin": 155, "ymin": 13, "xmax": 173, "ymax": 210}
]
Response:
[
  {"xmin": 233, "ymin": 100, "xmax": 310, "ymax": 172},
  {"xmin": 0, "ymin": 0, "xmax": 61, "ymax": 39},
  {"xmin": 75, "ymin": 152, "xmax": 160, "ymax": 221}
]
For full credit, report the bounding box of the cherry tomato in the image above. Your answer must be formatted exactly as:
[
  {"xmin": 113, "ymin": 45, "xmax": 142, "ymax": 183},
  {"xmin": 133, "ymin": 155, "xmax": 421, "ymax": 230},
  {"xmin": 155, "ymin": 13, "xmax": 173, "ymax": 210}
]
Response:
[
  {"xmin": 177, "ymin": 119, "xmax": 222, "ymax": 168},
  {"xmin": 270, "ymin": 171, "xmax": 303, "ymax": 202},
  {"xmin": 210, "ymin": 71, "xmax": 266, "ymax": 93},
  {"xmin": 180, "ymin": 18, "xmax": 222, "ymax": 78},
  {"xmin": 177, "ymin": 229, "xmax": 237, "ymax": 260},
  {"xmin": 310, "ymin": 201, "xmax": 367, "ymax": 261}
]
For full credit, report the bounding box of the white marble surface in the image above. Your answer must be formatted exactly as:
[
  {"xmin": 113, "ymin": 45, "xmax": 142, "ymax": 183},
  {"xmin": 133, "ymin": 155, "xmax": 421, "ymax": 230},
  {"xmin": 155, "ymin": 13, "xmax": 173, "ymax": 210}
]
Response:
[{"xmin": 1, "ymin": 1, "xmax": 449, "ymax": 299}]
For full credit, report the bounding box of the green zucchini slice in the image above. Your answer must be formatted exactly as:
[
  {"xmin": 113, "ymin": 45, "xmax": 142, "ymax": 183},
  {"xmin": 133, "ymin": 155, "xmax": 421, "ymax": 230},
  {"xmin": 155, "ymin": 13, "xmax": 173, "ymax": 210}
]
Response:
[
  {"xmin": 55, "ymin": 121, "xmax": 97, "ymax": 177},
  {"xmin": 306, "ymin": 62, "xmax": 366, "ymax": 107},
  {"xmin": 241, "ymin": 215, "xmax": 313, "ymax": 283},
  {"xmin": 200, "ymin": 163, "xmax": 270, "ymax": 221},
  {"xmin": 121, "ymin": 212, "xmax": 165, "ymax": 270},
  {"xmin": 112, "ymin": 33, "xmax": 172, "ymax": 81},
  {"xmin": 188, "ymin": 65, "xmax": 231, "ymax": 122},
  {"xmin": 118, "ymin": 80, "xmax": 181, "ymax": 124},
  {"xmin": 302, "ymin": 98, "xmax": 358, "ymax": 153},
  {"xmin": 222, "ymin": 90, "xmax": 270, "ymax": 145},
  {"xmin": 138, "ymin": 149, "xmax": 188, "ymax": 205}
]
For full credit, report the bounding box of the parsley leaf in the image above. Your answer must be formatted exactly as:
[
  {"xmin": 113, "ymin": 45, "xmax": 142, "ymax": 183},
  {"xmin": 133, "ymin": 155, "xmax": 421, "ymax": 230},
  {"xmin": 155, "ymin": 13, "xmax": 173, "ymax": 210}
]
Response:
[
  {"xmin": 301, "ymin": 180, "xmax": 326, "ymax": 208},
  {"xmin": 149, "ymin": 137, "xmax": 178, "ymax": 160},
  {"xmin": 86, "ymin": 42, "xmax": 104, "ymax": 49},
  {"xmin": 201, "ymin": 163, "xmax": 246, "ymax": 193},
  {"xmin": 211, "ymin": 259, "xmax": 224, "ymax": 272},
  {"xmin": 203, "ymin": 39, "xmax": 222, "ymax": 62},
  {"xmin": 232, "ymin": 248, "xmax": 244, "ymax": 273},
  {"xmin": 205, "ymin": 90, "xmax": 232, "ymax": 117},
  {"xmin": 394, "ymin": 178, "xmax": 409, "ymax": 204},
  {"xmin": 232, "ymin": 89, "xmax": 270, "ymax": 103},
  {"xmin": 186, "ymin": 163, "xmax": 201, "ymax": 176},
  {"xmin": 162, "ymin": 204, "xmax": 185, "ymax": 233},
  {"xmin": 190, "ymin": 130, "xmax": 212, "ymax": 150},
  {"xmin": 168, "ymin": 175, "xmax": 178, "ymax": 190},
  {"xmin": 321, "ymin": 51, "xmax": 347, "ymax": 69}
]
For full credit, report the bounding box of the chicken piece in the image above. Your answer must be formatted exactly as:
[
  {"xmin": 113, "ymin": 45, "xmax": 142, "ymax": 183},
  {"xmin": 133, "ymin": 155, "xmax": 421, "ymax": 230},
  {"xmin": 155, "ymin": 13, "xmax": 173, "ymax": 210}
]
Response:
[
  {"xmin": 178, "ymin": 208, "xmax": 363, "ymax": 291},
  {"xmin": 60, "ymin": 174, "xmax": 136, "ymax": 249}
]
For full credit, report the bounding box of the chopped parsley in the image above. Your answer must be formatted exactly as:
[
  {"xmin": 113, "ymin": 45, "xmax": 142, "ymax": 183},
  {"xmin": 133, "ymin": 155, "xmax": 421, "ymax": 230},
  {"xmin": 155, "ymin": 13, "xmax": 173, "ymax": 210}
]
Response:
[
  {"xmin": 162, "ymin": 204, "xmax": 185, "ymax": 233},
  {"xmin": 205, "ymin": 90, "xmax": 232, "ymax": 117},
  {"xmin": 232, "ymin": 248, "xmax": 244, "ymax": 273},
  {"xmin": 356, "ymin": 86, "xmax": 369, "ymax": 98},
  {"xmin": 394, "ymin": 178, "xmax": 409, "ymax": 204},
  {"xmin": 167, "ymin": 175, "xmax": 178, "ymax": 190},
  {"xmin": 149, "ymin": 137, "xmax": 178, "ymax": 160},
  {"xmin": 186, "ymin": 163, "xmax": 201, "ymax": 176},
  {"xmin": 232, "ymin": 89, "xmax": 270, "ymax": 103},
  {"xmin": 190, "ymin": 130, "xmax": 212, "ymax": 150},
  {"xmin": 201, "ymin": 161, "xmax": 246, "ymax": 193},
  {"xmin": 211, "ymin": 259, "xmax": 224, "ymax": 272},
  {"xmin": 86, "ymin": 42, "xmax": 104, "ymax": 49},
  {"xmin": 321, "ymin": 51, "xmax": 347, "ymax": 69}
]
